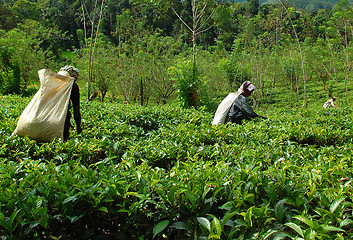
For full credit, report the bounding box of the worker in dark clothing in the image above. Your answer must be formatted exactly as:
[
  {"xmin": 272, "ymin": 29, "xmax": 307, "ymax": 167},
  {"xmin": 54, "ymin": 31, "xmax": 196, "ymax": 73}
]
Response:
[
  {"xmin": 227, "ymin": 81, "xmax": 267, "ymax": 124},
  {"xmin": 61, "ymin": 65, "xmax": 82, "ymax": 141}
]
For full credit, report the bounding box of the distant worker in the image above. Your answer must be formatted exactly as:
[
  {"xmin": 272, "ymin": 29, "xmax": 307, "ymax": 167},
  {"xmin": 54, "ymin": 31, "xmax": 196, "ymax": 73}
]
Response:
[
  {"xmin": 60, "ymin": 65, "xmax": 82, "ymax": 141},
  {"xmin": 212, "ymin": 81, "xmax": 267, "ymax": 125},
  {"xmin": 323, "ymin": 96, "xmax": 337, "ymax": 109}
]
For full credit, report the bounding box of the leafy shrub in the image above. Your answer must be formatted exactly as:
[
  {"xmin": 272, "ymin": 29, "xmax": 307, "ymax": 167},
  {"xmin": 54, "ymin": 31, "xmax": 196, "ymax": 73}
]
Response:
[
  {"xmin": 168, "ymin": 60, "xmax": 201, "ymax": 109},
  {"xmin": 0, "ymin": 95, "xmax": 352, "ymax": 239}
]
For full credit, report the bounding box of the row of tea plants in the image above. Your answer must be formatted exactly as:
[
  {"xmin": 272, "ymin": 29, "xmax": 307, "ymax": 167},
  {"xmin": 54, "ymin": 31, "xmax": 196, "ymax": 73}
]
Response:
[{"xmin": 0, "ymin": 94, "xmax": 352, "ymax": 239}]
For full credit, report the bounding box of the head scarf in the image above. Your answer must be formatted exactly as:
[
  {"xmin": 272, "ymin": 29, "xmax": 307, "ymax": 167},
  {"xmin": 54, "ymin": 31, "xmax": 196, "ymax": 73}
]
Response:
[
  {"xmin": 240, "ymin": 81, "xmax": 255, "ymax": 92},
  {"xmin": 60, "ymin": 65, "xmax": 79, "ymax": 78}
]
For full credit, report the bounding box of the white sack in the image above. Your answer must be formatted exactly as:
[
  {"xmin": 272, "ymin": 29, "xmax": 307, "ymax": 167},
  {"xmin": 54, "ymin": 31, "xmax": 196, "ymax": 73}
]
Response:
[
  {"xmin": 212, "ymin": 92, "xmax": 242, "ymax": 125},
  {"xmin": 12, "ymin": 69, "xmax": 74, "ymax": 142}
]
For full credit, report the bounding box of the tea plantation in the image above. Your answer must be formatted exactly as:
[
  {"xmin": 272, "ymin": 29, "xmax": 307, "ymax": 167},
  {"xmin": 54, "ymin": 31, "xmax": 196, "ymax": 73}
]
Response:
[{"xmin": 0, "ymin": 94, "xmax": 352, "ymax": 239}]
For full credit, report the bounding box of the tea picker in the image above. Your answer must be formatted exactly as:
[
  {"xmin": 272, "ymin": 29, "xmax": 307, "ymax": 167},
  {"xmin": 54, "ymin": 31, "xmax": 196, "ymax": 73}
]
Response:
[
  {"xmin": 212, "ymin": 81, "xmax": 267, "ymax": 125},
  {"xmin": 12, "ymin": 65, "xmax": 82, "ymax": 142}
]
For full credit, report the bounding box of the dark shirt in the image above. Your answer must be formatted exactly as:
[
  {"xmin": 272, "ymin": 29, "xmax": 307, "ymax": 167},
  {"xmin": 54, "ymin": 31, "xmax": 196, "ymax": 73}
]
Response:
[
  {"xmin": 69, "ymin": 82, "xmax": 81, "ymax": 126},
  {"xmin": 228, "ymin": 95, "xmax": 258, "ymax": 122}
]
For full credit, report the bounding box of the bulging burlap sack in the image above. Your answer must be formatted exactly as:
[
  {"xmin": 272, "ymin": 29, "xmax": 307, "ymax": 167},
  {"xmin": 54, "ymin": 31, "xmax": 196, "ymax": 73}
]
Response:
[
  {"xmin": 12, "ymin": 69, "xmax": 74, "ymax": 142},
  {"xmin": 212, "ymin": 92, "xmax": 241, "ymax": 125}
]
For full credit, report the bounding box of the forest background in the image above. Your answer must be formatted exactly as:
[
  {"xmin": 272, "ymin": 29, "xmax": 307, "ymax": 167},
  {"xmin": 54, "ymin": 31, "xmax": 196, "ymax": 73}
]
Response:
[{"xmin": 0, "ymin": 0, "xmax": 352, "ymax": 111}]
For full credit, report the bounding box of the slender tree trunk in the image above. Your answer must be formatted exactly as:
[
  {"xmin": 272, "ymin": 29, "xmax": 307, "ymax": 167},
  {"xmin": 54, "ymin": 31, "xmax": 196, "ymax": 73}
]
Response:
[
  {"xmin": 279, "ymin": 0, "xmax": 307, "ymax": 107},
  {"xmin": 173, "ymin": 0, "xmax": 216, "ymax": 108},
  {"xmin": 140, "ymin": 77, "xmax": 144, "ymax": 106},
  {"xmin": 87, "ymin": 0, "xmax": 97, "ymax": 100},
  {"xmin": 81, "ymin": 0, "xmax": 105, "ymax": 100},
  {"xmin": 191, "ymin": 0, "xmax": 198, "ymax": 108},
  {"xmin": 344, "ymin": 21, "xmax": 351, "ymax": 101},
  {"xmin": 80, "ymin": 0, "xmax": 88, "ymax": 48}
]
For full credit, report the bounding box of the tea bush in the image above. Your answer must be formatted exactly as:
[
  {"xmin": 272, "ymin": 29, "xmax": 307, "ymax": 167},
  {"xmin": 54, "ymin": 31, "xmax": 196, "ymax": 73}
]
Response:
[{"xmin": 0, "ymin": 95, "xmax": 352, "ymax": 239}]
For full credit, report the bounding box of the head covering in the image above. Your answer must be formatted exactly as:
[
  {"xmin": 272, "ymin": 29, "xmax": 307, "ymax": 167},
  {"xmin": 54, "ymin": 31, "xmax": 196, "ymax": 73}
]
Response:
[
  {"xmin": 240, "ymin": 81, "xmax": 255, "ymax": 92},
  {"xmin": 60, "ymin": 65, "xmax": 79, "ymax": 78}
]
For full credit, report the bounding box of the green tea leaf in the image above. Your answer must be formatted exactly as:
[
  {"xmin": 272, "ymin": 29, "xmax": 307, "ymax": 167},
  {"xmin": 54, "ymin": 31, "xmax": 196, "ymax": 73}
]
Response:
[
  {"xmin": 330, "ymin": 196, "xmax": 345, "ymax": 213},
  {"xmin": 285, "ymin": 222, "xmax": 304, "ymax": 237},
  {"xmin": 340, "ymin": 219, "xmax": 353, "ymax": 228},
  {"xmin": 63, "ymin": 195, "xmax": 78, "ymax": 204},
  {"xmin": 322, "ymin": 225, "xmax": 344, "ymax": 233},
  {"xmin": 304, "ymin": 228, "xmax": 315, "ymax": 239},
  {"xmin": 208, "ymin": 234, "xmax": 221, "ymax": 239},
  {"xmin": 171, "ymin": 221, "xmax": 190, "ymax": 231},
  {"xmin": 275, "ymin": 199, "xmax": 287, "ymax": 222},
  {"xmin": 245, "ymin": 207, "xmax": 253, "ymax": 226},
  {"xmin": 197, "ymin": 217, "xmax": 211, "ymax": 231},
  {"xmin": 211, "ymin": 216, "xmax": 222, "ymax": 236},
  {"xmin": 98, "ymin": 207, "xmax": 108, "ymax": 213},
  {"xmin": 185, "ymin": 191, "xmax": 198, "ymax": 206},
  {"xmin": 272, "ymin": 233, "xmax": 290, "ymax": 240},
  {"xmin": 221, "ymin": 211, "xmax": 237, "ymax": 228},
  {"xmin": 293, "ymin": 215, "xmax": 315, "ymax": 228},
  {"xmin": 153, "ymin": 220, "xmax": 169, "ymax": 239}
]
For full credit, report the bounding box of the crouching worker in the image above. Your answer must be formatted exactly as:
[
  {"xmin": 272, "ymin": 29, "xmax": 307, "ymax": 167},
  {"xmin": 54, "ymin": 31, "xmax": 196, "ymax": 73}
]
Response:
[
  {"xmin": 61, "ymin": 65, "xmax": 82, "ymax": 141},
  {"xmin": 12, "ymin": 65, "xmax": 82, "ymax": 142},
  {"xmin": 212, "ymin": 81, "xmax": 267, "ymax": 125},
  {"xmin": 323, "ymin": 96, "xmax": 337, "ymax": 109}
]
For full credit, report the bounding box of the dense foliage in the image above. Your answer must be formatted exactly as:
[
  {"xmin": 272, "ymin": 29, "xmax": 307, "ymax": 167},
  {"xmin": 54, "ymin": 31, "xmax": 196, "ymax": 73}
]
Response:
[
  {"xmin": 1, "ymin": 95, "xmax": 353, "ymax": 239},
  {"xmin": 1, "ymin": 0, "xmax": 353, "ymax": 108}
]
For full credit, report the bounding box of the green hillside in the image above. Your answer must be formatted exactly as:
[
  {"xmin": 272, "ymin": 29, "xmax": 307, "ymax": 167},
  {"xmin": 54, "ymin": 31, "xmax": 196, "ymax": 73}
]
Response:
[{"xmin": 234, "ymin": 0, "xmax": 340, "ymax": 11}]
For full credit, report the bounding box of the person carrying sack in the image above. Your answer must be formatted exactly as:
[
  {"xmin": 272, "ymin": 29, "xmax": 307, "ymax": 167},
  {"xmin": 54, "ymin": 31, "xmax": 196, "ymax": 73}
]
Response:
[
  {"xmin": 323, "ymin": 96, "xmax": 337, "ymax": 109},
  {"xmin": 12, "ymin": 65, "xmax": 82, "ymax": 142},
  {"xmin": 212, "ymin": 81, "xmax": 267, "ymax": 125}
]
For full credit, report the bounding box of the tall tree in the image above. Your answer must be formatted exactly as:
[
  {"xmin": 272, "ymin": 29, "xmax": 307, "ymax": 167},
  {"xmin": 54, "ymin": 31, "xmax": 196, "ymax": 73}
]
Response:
[
  {"xmin": 12, "ymin": 0, "xmax": 41, "ymax": 21},
  {"xmin": 280, "ymin": 0, "xmax": 308, "ymax": 107},
  {"xmin": 0, "ymin": 4, "xmax": 17, "ymax": 31},
  {"xmin": 172, "ymin": 0, "xmax": 218, "ymax": 108},
  {"xmin": 0, "ymin": 20, "xmax": 51, "ymax": 93},
  {"xmin": 80, "ymin": 0, "xmax": 105, "ymax": 99},
  {"xmin": 246, "ymin": 0, "xmax": 259, "ymax": 16}
]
